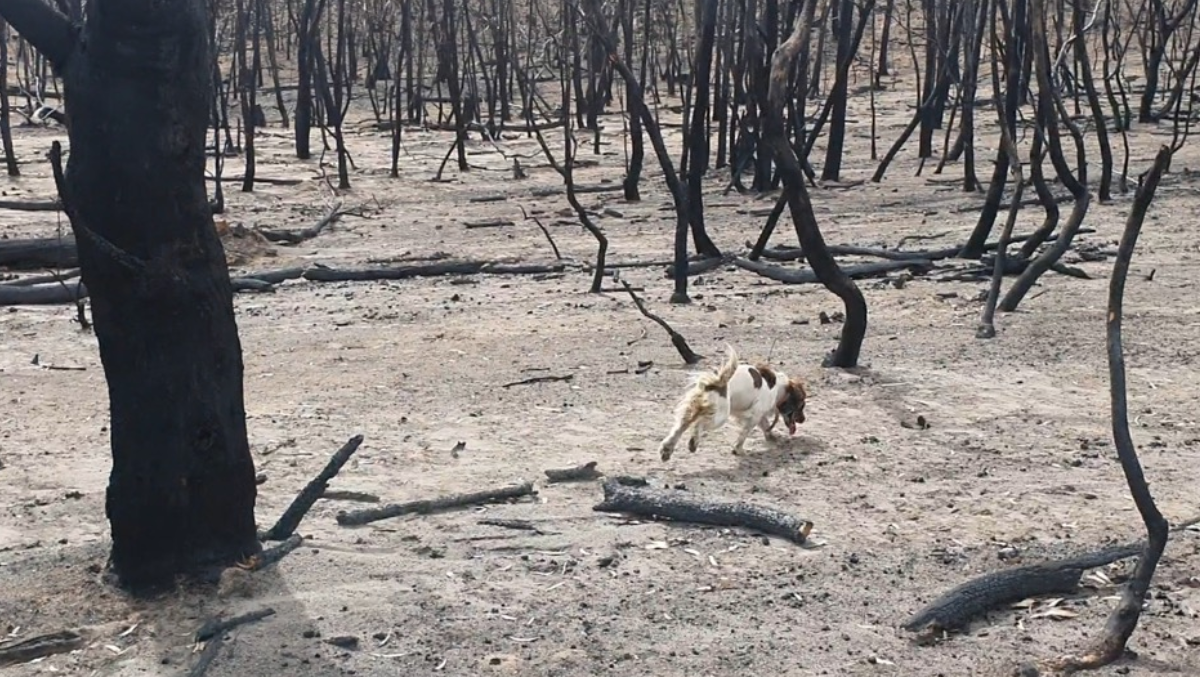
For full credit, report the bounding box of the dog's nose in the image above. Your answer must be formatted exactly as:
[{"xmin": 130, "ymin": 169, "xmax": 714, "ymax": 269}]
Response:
[{"xmin": 797, "ymin": 413, "xmax": 806, "ymax": 423}]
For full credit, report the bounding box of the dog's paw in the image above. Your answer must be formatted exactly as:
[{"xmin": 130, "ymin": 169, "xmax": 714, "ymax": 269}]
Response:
[
  {"xmin": 687, "ymin": 437, "xmax": 698, "ymax": 453},
  {"xmin": 659, "ymin": 443, "xmax": 674, "ymax": 461}
]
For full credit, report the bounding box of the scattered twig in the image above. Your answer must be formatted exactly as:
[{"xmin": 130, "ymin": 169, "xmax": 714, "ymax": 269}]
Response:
[
  {"xmin": 463, "ymin": 218, "xmax": 515, "ymax": 229},
  {"xmin": 593, "ymin": 480, "xmax": 813, "ymax": 544},
  {"xmin": 501, "ymin": 374, "xmax": 574, "ymax": 388},
  {"xmin": 0, "ymin": 630, "xmax": 85, "ymax": 667},
  {"xmin": 195, "ymin": 607, "xmax": 277, "ymax": 642},
  {"xmin": 543, "ymin": 461, "xmax": 603, "ymax": 483},
  {"xmin": 257, "ymin": 202, "xmax": 353, "ymax": 245},
  {"xmin": 619, "ymin": 280, "xmax": 702, "ymax": 365},
  {"xmin": 519, "ymin": 205, "xmax": 562, "ymax": 260},
  {"xmin": 477, "ymin": 518, "xmax": 549, "ymax": 534},
  {"xmin": 261, "ymin": 434, "xmax": 365, "ymax": 541},
  {"xmin": 336, "ymin": 482, "xmax": 537, "ymax": 526},
  {"xmin": 320, "ymin": 490, "xmax": 380, "ymax": 503}
]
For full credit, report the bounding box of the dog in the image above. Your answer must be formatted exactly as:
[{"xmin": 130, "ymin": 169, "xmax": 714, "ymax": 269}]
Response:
[{"xmin": 658, "ymin": 345, "xmax": 807, "ymax": 461}]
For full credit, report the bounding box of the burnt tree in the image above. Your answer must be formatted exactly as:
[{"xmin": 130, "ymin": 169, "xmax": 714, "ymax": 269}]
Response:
[
  {"xmin": 767, "ymin": 0, "xmax": 868, "ymax": 367},
  {"xmin": 0, "ymin": 0, "xmax": 260, "ymax": 590}
]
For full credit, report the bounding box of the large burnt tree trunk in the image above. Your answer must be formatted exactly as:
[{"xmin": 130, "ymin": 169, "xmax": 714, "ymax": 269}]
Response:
[{"xmin": 0, "ymin": 0, "xmax": 260, "ymax": 591}]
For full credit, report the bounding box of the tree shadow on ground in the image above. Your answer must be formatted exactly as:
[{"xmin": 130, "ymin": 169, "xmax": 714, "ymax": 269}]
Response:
[{"xmin": 0, "ymin": 540, "xmax": 352, "ymax": 676}]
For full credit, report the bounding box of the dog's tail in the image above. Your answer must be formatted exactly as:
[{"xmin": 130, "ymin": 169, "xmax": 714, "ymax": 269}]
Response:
[{"xmin": 694, "ymin": 344, "xmax": 739, "ymax": 393}]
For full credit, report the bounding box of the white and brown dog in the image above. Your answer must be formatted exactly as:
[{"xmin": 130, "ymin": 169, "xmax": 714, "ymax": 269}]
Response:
[{"xmin": 658, "ymin": 345, "xmax": 807, "ymax": 461}]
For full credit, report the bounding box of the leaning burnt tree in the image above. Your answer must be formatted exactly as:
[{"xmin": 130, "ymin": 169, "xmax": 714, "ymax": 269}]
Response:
[
  {"xmin": 0, "ymin": 0, "xmax": 260, "ymax": 589},
  {"xmin": 766, "ymin": 0, "xmax": 868, "ymax": 368}
]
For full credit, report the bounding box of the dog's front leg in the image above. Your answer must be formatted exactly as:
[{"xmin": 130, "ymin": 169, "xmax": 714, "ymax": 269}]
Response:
[
  {"xmin": 731, "ymin": 417, "xmax": 757, "ymax": 455},
  {"xmin": 763, "ymin": 412, "xmax": 782, "ymax": 439}
]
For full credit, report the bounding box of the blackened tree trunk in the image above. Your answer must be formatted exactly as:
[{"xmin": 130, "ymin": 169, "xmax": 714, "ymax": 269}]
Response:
[
  {"xmin": 821, "ymin": 0, "xmax": 855, "ymax": 181},
  {"xmin": 0, "ymin": 0, "xmax": 260, "ymax": 590},
  {"xmin": 0, "ymin": 19, "xmax": 19, "ymax": 176},
  {"xmin": 621, "ymin": 0, "xmax": 644, "ymax": 201},
  {"xmin": 685, "ymin": 0, "xmax": 721, "ymax": 258},
  {"xmin": 295, "ymin": 0, "xmax": 326, "ymax": 159},
  {"xmin": 768, "ymin": 0, "xmax": 868, "ymax": 368}
]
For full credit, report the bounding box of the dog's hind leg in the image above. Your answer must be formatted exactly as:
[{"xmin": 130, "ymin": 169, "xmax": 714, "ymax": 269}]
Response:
[{"xmin": 659, "ymin": 409, "xmax": 700, "ymax": 461}]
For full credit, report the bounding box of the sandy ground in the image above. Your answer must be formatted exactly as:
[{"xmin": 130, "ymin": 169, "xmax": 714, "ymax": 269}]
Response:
[{"xmin": 2, "ymin": 67, "xmax": 1200, "ymax": 677}]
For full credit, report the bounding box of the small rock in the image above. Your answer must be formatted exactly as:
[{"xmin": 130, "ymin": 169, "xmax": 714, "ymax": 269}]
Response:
[{"xmin": 325, "ymin": 635, "xmax": 359, "ymax": 649}]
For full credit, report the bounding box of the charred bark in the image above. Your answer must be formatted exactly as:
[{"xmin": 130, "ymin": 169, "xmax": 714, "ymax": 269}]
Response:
[{"xmin": 0, "ymin": 0, "xmax": 260, "ymax": 591}]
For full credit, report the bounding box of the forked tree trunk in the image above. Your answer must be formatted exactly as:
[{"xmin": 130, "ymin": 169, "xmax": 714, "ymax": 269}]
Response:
[{"xmin": 0, "ymin": 0, "xmax": 260, "ymax": 591}]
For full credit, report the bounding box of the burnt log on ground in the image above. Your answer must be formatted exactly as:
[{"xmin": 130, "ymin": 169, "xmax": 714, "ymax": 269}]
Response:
[
  {"xmin": 593, "ymin": 480, "xmax": 814, "ymax": 544},
  {"xmin": 0, "ymin": 199, "xmax": 61, "ymax": 211},
  {"xmin": 301, "ymin": 260, "xmax": 566, "ymax": 282},
  {"xmin": 756, "ymin": 228, "xmax": 1099, "ymax": 264},
  {"xmin": 0, "ymin": 630, "xmax": 85, "ymax": 667},
  {"xmin": 0, "ymin": 275, "xmax": 276, "ymax": 307},
  {"xmin": 0, "ymin": 236, "xmax": 78, "ymax": 268},
  {"xmin": 901, "ymin": 543, "xmax": 1141, "ymax": 638},
  {"xmin": 734, "ymin": 258, "xmax": 934, "ymax": 284},
  {"xmin": 0, "ymin": 280, "xmax": 87, "ymax": 305},
  {"xmin": 3, "ymin": 268, "xmax": 81, "ymax": 285},
  {"xmin": 336, "ymin": 482, "xmax": 538, "ymax": 526}
]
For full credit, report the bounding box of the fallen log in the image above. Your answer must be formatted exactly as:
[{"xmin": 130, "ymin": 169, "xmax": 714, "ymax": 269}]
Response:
[
  {"xmin": 593, "ymin": 480, "xmax": 813, "ymax": 544},
  {"xmin": 758, "ymin": 228, "xmax": 1099, "ymax": 264},
  {"xmin": 237, "ymin": 267, "xmax": 308, "ymax": 284},
  {"xmin": 901, "ymin": 542, "xmax": 1142, "ymax": 638},
  {"xmin": 3, "ymin": 268, "xmax": 81, "ymax": 285},
  {"xmin": 0, "ymin": 630, "xmax": 85, "ymax": 667},
  {"xmin": 0, "ymin": 236, "xmax": 77, "ymax": 269},
  {"xmin": 302, "ymin": 260, "xmax": 566, "ymax": 283},
  {"xmin": 0, "ymin": 280, "xmax": 86, "ymax": 305},
  {"xmin": 735, "ymin": 257, "xmax": 933, "ymax": 284},
  {"xmin": 336, "ymin": 481, "xmax": 537, "ymax": 526},
  {"xmin": 0, "ymin": 199, "xmax": 61, "ymax": 212},
  {"xmin": 0, "ymin": 275, "xmax": 274, "ymax": 306}
]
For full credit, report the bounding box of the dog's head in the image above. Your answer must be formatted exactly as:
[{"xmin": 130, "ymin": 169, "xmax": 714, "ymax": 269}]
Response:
[{"xmin": 776, "ymin": 378, "xmax": 808, "ymax": 434}]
